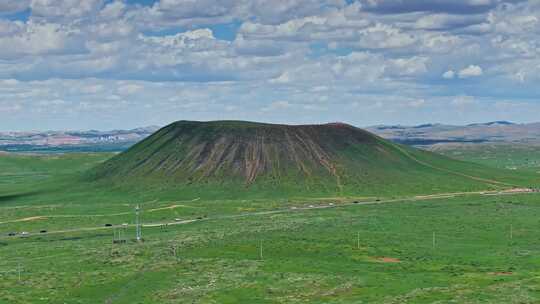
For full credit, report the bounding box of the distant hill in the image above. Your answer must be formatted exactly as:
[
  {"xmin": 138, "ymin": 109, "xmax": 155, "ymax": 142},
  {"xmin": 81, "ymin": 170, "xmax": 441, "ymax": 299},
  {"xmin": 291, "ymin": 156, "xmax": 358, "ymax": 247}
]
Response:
[
  {"xmin": 0, "ymin": 126, "xmax": 160, "ymax": 153},
  {"xmin": 88, "ymin": 120, "xmax": 523, "ymax": 199},
  {"xmin": 368, "ymin": 121, "xmax": 540, "ymax": 146},
  {"xmin": 6, "ymin": 121, "xmax": 539, "ymax": 154},
  {"xmin": 466, "ymin": 121, "xmax": 515, "ymax": 127}
]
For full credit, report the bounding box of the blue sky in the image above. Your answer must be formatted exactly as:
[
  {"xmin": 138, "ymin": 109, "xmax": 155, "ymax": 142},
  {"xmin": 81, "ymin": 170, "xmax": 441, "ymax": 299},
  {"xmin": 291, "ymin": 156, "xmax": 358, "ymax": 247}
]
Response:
[{"xmin": 0, "ymin": 0, "xmax": 539, "ymax": 131}]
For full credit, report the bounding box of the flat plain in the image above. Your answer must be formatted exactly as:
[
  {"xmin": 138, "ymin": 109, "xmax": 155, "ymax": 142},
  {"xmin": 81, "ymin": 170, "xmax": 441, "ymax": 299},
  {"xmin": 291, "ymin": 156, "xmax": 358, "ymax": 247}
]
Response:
[{"xmin": 1, "ymin": 147, "xmax": 540, "ymax": 303}]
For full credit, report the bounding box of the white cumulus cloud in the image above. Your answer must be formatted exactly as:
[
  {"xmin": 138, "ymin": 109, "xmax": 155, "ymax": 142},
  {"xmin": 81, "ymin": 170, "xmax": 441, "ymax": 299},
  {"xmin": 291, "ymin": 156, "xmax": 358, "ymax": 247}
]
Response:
[
  {"xmin": 458, "ymin": 65, "xmax": 483, "ymax": 78},
  {"xmin": 442, "ymin": 70, "xmax": 455, "ymax": 79}
]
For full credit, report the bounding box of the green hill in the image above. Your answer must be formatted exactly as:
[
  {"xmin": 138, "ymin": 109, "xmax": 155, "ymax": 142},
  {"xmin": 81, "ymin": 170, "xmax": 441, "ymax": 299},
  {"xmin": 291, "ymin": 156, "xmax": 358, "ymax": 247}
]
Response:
[{"xmin": 89, "ymin": 120, "xmax": 531, "ymax": 199}]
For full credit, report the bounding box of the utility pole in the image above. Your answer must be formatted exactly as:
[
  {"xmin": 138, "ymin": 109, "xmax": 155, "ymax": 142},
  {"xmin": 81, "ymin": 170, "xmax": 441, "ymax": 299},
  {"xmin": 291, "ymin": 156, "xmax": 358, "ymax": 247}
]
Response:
[
  {"xmin": 135, "ymin": 205, "xmax": 142, "ymax": 242},
  {"xmin": 510, "ymin": 224, "xmax": 513, "ymax": 241},
  {"xmin": 259, "ymin": 240, "xmax": 263, "ymax": 260},
  {"xmin": 357, "ymin": 232, "xmax": 360, "ymax": 250},
  {"xmin": 432, "ymin": 232, "xmax": 436, "ymax": 249},
  {"xmin": 17, "ymin": 262, "xmax": 21, "ymax": 283}
]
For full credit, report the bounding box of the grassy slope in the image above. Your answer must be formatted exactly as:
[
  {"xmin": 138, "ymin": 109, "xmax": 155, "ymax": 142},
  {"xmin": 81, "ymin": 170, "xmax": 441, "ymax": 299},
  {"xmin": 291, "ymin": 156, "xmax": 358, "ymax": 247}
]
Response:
[{"xmin": 0, "ymin": 145, "xmax": 535, "ymax": 233}]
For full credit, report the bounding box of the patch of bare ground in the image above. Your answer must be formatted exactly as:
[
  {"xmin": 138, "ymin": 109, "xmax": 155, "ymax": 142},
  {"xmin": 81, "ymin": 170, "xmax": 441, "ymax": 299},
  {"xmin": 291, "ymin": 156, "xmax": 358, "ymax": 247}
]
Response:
[
  {"xmin": 0, "ymin": 216, "xmax": 48, "ymax": 225},
  {"xmin": 371, "ymin": 257, "xmax": 401, "ymax": 263},
  {"xmin": 489, "ymin": 271, "xmax": 513, "ymax": 276},
  {"xmin": 148, "ymin": 204, "xmax": 190, "ymax": 212}
]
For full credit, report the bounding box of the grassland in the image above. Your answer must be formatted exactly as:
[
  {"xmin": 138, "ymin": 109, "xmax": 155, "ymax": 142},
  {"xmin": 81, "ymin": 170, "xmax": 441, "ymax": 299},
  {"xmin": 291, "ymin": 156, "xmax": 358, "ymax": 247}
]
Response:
[
  {"xmin": 433, "ymin": 143, "xmax": 540, "ymax": 173},
  {"xmin": 1, "ymin": 149, "xmax": 540, "ymax": 303}
]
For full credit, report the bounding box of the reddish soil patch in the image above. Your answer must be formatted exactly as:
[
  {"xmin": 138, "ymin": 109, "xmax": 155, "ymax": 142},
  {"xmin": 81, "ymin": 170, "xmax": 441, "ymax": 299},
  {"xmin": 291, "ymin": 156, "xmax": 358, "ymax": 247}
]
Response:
[{"xmin": 372, "ymin": 257, "xmax": 401, "ymax": 263}]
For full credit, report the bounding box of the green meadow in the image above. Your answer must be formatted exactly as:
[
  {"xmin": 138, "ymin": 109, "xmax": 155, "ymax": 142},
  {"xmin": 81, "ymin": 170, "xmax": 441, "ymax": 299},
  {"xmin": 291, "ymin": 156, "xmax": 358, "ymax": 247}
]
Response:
[
  {"xmin": 0, "ymin": 148, "xmax": 540, "ymax": 303},
  {"xmin": 436, "ymin": 144, "xmax": 540, "ymax": 173}
]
